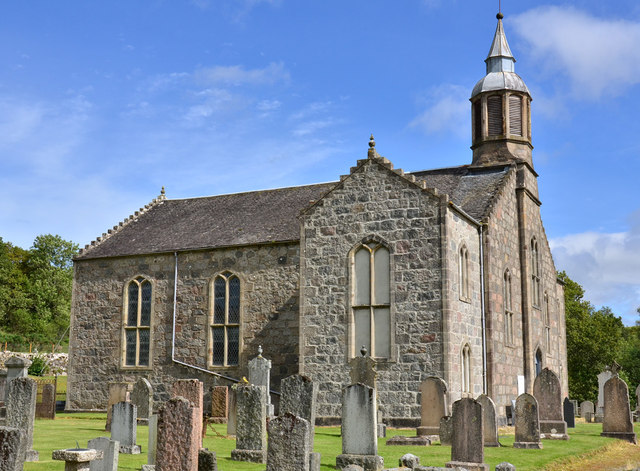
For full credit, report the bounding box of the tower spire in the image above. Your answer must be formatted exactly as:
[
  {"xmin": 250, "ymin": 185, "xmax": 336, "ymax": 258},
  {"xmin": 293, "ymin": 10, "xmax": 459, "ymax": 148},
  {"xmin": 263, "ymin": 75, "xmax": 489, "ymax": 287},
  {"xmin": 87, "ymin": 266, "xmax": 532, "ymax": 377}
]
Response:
[{"xmin": 485, "ymin": 13, "xmax": 515, "ymax": 74}]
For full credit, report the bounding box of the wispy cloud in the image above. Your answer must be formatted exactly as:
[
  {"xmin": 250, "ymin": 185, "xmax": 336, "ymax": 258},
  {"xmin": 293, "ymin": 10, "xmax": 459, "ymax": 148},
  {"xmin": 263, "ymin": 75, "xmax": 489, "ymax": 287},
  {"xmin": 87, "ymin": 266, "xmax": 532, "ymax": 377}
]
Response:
[
  {"xmin": 196, "ymin": 62, "xmax": 290, "ymax": 87},
  {"xmin": 409, "ymin": 84, "xmax": 468, "ymax": 138},
  {"xmin": 512, "ymin": 6, "xmax": 640, "ymax": 98}
]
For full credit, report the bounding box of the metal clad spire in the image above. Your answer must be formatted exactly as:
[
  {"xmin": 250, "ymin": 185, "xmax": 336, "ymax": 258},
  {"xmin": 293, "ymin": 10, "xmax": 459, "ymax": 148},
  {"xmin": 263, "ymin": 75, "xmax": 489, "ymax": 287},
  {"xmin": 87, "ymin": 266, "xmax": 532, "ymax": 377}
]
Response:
[{"xmin": 485, "ymin": 13, "xmax": 515, "ymax": 74}]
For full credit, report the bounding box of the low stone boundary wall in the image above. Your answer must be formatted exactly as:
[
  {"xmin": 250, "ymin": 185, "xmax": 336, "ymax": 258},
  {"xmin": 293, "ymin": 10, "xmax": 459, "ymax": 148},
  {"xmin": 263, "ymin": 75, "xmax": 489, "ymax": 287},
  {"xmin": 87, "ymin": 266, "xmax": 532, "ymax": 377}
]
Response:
[{"xmin": 0, "ymin": 352, "xmax": 68, "ymax": 374}]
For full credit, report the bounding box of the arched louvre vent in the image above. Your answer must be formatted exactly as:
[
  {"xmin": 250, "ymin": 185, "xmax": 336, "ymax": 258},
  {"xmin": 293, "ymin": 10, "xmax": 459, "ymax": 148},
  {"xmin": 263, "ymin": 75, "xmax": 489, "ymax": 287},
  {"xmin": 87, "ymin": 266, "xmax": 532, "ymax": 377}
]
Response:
[
  {"xmin": 509, "ymin": 95, "xmax": 523, "ymax": 136},
  {"xmin": 487, "ymin": 95, "xmax": 503, "ymax": 136},
  {"xmin": 473, "ymin": 100, "xmax": 482, "ymax": 142}
]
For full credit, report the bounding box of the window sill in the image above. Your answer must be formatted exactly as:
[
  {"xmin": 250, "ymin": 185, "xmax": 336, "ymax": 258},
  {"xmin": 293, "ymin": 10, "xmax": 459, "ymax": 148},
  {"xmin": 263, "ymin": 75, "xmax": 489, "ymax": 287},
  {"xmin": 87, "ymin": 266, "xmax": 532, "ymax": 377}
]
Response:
[
  {"xmin": 120, "ymin": 365, "xmax": 153, "ymax": 371},
  {"xmin": 459, "ymin": 296, "xmax": 472, "ymax": 304}
]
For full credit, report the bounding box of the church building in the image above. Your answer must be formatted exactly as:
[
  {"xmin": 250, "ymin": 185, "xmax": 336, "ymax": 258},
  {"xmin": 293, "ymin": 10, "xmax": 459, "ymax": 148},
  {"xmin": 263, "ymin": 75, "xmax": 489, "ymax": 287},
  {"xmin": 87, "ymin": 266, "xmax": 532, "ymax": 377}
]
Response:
[{"xmin": 67, "ymin": 14, "xmax": 568, "ymax": 425}]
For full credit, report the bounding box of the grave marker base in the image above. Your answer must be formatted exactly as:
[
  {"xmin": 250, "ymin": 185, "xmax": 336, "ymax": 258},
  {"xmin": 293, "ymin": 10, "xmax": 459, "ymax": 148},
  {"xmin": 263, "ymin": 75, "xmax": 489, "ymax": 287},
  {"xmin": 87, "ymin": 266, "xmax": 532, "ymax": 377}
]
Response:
[
  {"xmin": 336, "ymin": 453, "xmax": 383, "ymax": 471},
  {"xmin": 230, "ymin": 448, "xmax": 266, "ymax": 463},
  {"xmin": 416, "ymin": 426, "xmax": 439, "ymax": 436},
  {"xmin": 513, "ymin": 441, "xmax": 543, "ymax": 449},
  {"xmin": 600, "ymin": 431, "xmax": 638, "ymax": 444},
  {"xmin": 445, "ymin": 461, "xmax": 489, "ymax": 471},
  {"xmin": 119, "ymin": 445, "xmax": 141, "ymax": 454},
  {"xmin": 385, "ymin": 435, "xmax": 431, "ymax": 446}
]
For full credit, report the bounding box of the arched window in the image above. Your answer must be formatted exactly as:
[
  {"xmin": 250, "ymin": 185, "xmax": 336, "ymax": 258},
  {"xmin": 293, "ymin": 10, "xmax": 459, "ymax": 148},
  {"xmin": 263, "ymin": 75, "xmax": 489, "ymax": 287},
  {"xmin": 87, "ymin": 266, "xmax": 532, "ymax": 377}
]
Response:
[
  {"xmin": 462, "ymin": 344, "xmax": 472, "ymax": 394},
  {"xmin": 504, "ymin": 269, "xmax": 513, "ymax": 345},
  {"xmin": 544, "ymin": 292, "xmax": 551, "ymax": 353},
  {"xmin": 123, "ymin": 276, "xmax": 152, "ymax": 367},
  {"xmin": 210, "ymin": 272, "xmax": 240, "ymax": 367},
  {"xmin": 530, "ymin": 237, "xmax": 541, "ymax": 307},
  {"xmin": 459, "ymin": 245, "xmax": 470, "ymax": 301},
  {"xmin": 535, "ymin": 348, "xmax": 543, "ymax": 376},
  {"xmin": 487, "ymin": 95, "xmax": 503, "ymax": 136},
  {"xmin": 352, "ymin": 241, "xmax": 390, "ymax": 358}
]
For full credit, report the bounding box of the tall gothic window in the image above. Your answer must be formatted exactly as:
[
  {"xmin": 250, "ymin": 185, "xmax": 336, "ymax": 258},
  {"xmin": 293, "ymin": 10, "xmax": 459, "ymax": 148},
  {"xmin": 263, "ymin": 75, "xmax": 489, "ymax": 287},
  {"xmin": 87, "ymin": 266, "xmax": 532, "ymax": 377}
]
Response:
[
  {"xmin": 123, "ymin": 276, "xmax": 152, "ymax": 367},
  {"xmin": 530, "ymin": 237, "xmax": 541, "ymax": 307},
  {"xmin": 210, "ymin": 272, "xmax": 240, "ymax": 367},
  {"xmin": 352, "ymin": 242, "xmax": 390, "ymax": 358},
  {"xmin": 462, "ymin": 344, "xmax": 472, "ymax": 394},
  {"xmin": 544, "ymin": 292, "xmax": 551, "ymax": 353},
  {"xmin": 459, "ymin": 245, "xmax": 470, "ymax": 301},
  {"xmin": 504, "ymin": 269, "xmax": 513, "ymax": 345}
]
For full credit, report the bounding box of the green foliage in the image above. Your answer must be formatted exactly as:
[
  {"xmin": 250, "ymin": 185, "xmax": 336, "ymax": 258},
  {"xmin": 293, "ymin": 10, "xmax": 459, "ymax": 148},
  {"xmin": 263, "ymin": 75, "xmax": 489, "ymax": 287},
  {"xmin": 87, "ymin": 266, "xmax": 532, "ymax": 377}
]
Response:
[{"xmin": 27, "ymin": 354, "xmax": 49, "ymax": 376}]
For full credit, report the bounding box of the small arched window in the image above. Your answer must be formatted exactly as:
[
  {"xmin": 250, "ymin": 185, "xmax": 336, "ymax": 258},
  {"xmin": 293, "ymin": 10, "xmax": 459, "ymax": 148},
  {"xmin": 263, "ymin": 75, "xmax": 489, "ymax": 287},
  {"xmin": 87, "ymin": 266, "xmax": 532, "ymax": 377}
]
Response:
[
  {"xmin": 487, "ymin": 95, "xmax": 503, "ymax": 136},
  {"xmin": 123, "ymin": 276, "xmax": 152, "ymax": 367},
  {"xmin": 530, "ymin": 237, "xmax": 541, "ymax": 307},
  {"xmin": 462, "ymin": 344, "xmax": 472, "ymax": 394},
  {"xmin": 459, "ymin": 245, "xmax": 470, "ymax": 301},
  {"xmin": 504, "ymin": 269, "xmax": 513, "ymax": 345},
  {"xmin": 210, "ymin": 272, "xmax": 240, "ymax": 367}
]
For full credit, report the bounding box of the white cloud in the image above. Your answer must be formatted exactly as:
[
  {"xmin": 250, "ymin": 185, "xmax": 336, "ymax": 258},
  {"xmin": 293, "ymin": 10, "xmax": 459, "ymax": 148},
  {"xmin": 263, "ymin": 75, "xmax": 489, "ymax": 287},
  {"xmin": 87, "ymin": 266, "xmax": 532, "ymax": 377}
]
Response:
[
  {"xmin": 512, "ymin": 6, "xmax": 640, "ymax": 98},
  {"xmin": 409, "ymin": 84, "xmax": 469, "ymax": 138},
  {"xmin": 196, "ymin": 62, "xmax": 290, "ymax": 87}
]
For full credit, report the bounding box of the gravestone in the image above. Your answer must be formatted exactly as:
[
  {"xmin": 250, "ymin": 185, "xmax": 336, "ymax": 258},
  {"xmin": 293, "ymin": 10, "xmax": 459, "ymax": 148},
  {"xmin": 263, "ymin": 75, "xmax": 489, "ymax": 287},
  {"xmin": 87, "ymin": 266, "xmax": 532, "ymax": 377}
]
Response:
[
  {"xmin": 636, "ymin": 384, "xmax": 640, "ymax": 413},
  {"xmin": 513, "ymin": 393, "xmax": 542, "ymax": 449},
  {"xmin": 198, "ymin": 448, "xmax": 217, "ymax": 471},
  {"xmin": 349, "ymin": 347, "xmax": 385, "ymax": 437},
  {"xmin": 0, "ymin": 426, "xmax": 25, "ymax": 470},
  {"xmin": 156, "ymin": 397, "xmax": 199, "ymax": 471},
  {"xmin": 52, "ymin": 449, "xmax": 103, "ymax": 471},
  {"xmin": 0, "ymin": 369, "xmax": 7, "ymax": 405},
  {"xmin": 227, "ymin": 387, "xmax": 237, "ymax": 436},
  {"xmin": 147, "ymin": 414, "xmax": 158, "ymax": 465},
  {"xmin": 131, "ymin": 378, "xmax": 153, "ymax": 422},
  {"xmin": 533, "ymin": 368, "xmax": 568, "ymax": 439},
  {"xmin": 36, "ymin": 383, "xmax": 56, "ymax": 419},
  {"xmin": 6, "ymin": 376, "xmax": 38, "ymax": 461},
  {"xmin": 231, "ymin": 384, "xmax": 267, "ymax": 463},
  {"xmin": 476, "ymin": 394, "xmax": 500, "ymax": 446},
  {"xmin": 111, "ymin": 401, "xmax": 140, "ymax": 454},
  {"xmin": 88, "ymin": 437, "xmax": 119, "ymax": 471},
  {"xmin": 601, "ymin": 375, "xmax": 637, "ymax": 444},
  {"xmin": 439, "ymin": 416, "xmax": 453, "ymax": 446},
  {"xmin": 563, "ymin": 398, "xmax": 575, "ymax": 428},
  {"xmin": 580, "ymin": 400, "xmax": 594, "ymax": 422},
  {"xmin": 248, "ymin": 346, "xmax": 274, "ymax": 416},
  {"xmin": 445, "ymin": 398, "xmax": 489, "ymax": 471},
  {"xmin": 266, "ymin": 413, "xmax": 311, "ymax": 471},
  {"xmin": 5, "ymin": 357, "xmax": 30, "ymax": 385},
  {"xmin": 571, "ymin": 399, "xmax": 579, "ymax": 416},
  {"xmin": 596, "ymin": 368, "xmax": 613, "ymax": 421},
  {"xmin": 210, "ymin": 386, "xmax": 228, "ymax": 423},
  {"xmin": 280, "ymin": 374, "xmax": 318, "ymax": 448},
  {"xmin": 399, "ymin": 453, "xmax": 420, "ymax": 468},
  {"xmin": 105, "ymin": 382, "xmax": 131, "ymax": 432},
  {"xmin": 417, "ymin": 377, "xmax": 448, "ymax": 437},
  {"xmin": 495, "ymin": 463, "xmax": 516, "ymax": 471},
  {"xmin": 172, "ymin": 379, "xmax": 203, "ymax": 447},
  {"xmin": 336, "ymin": 383, "xmax": 383, "ymax": 471}
]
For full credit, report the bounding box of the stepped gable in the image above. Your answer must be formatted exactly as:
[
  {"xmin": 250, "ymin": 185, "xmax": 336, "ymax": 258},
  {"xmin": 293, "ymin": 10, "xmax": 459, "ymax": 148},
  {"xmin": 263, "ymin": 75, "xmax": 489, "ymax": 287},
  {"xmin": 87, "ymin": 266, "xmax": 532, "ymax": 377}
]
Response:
[
  {"xmin": 411, "ymin": 163, "xmax": 512, "ymax": 221},
  {"xmin": 75, "ymin": 182, "xmax": 335, "ymax": 260}
]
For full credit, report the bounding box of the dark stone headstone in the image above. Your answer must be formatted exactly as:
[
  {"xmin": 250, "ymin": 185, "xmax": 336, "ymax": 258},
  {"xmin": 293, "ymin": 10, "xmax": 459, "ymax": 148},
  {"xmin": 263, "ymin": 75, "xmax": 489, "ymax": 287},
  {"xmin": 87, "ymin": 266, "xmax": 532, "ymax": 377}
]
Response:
[
  {"xmin": 446, "ymin": 397, "xmax": 489, "ymax": 471},
  {"xmin": 231, "ymin": 384, "xmax": 267, "ymax": 463},
  {"xmin": 198, "ymin": 448, "xmax": 217, "ymax": 471},
  {"xmin": 417, "ymin": 377, "xmax": 447, "ymax": 437},
  {"xmin": 36, "ymin": 383, "xmax": 56, "ymax": 420},
  {"xmin": 266, "ymin": 413, "xmax": 310, "ymax": 471},
  {"xmin": 601, "ymin": 376, "xmax": 637, "ymax": 444},
  {"xmin": 513, "ymin": 393, "xmax": 542, "ymax": 449},
  {"xmin": 533, "ymin": 368, "xmax": 568, "ymax": 439},
  {"xmin": 563, "ymin": 398, "xmax": 575, "ymax": 428},
  {"xmin": 280, "ymin": 375, "xmax": 317, "ymax": 449},
  {"xmin": 439, "ymin": 416, "xmax": 452, "ymax": 446},
  {"xmin": 156, "ymin": 397, "xmax": 199, "ymax": 471}
]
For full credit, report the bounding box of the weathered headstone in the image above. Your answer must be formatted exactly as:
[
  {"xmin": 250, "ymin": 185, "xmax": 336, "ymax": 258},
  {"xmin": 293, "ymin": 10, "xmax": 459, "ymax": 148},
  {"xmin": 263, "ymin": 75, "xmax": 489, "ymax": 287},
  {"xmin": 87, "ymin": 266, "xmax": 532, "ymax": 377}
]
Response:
[
  {"xmin": 267, "ymin": 413, "xmax": 311, "ymax": 471},
  {"xmin": 172, "ymin": 379, "xmax": 203, "ymax": 447},
  {"xmin": 210, "ymin": 386, "xmax": 228, "ymax": 423},
  {"xmin": 563, "ymin": 398, "xmax": 575, "ymax": 428},
  {"xmin": 4, "ymin": 357, "xmax": 30, "ymax": 386},
  {"xmin": 227, "ymin": 387, "xmax": 237, "ymax": 436},
  {"xmin": 88, "ymin": 437, "xmax": 119, "ymax": 471},
  {"xmin": 52, "ymin": 449, "xmax": 103, "ymax": 471},
  {"xmin": 231, "ymin": 384, "xmax": 267, "ymax": 463},
  {"xmin": 580, "ymin": 400, "xmax": 594, "ymax": 422},
  {"xmin": 105, "ymin": 382, "xmax": 131, "ymax": 432},
  {"xmin": 439, "ymin": 416, "xmax": 453, "ymax": 446},
  {"xmin": 636, "ymin": 384, "xmax": 640, "ymax": 413},
  {"xmin": 336, "ymin": 383, "xmax": 383, "ymax": 471},
  {"xmin": 476, "ymin": 394, "xmax": 500, "ymax": 447},
  {"xmin": 533, "ymin": 368, "xmax": 568, "ymax": 439},
  {"xmin": 0, "ymin": 426, "xmax": 25, "ymax": 470},
  {"xmin": 601, "ymin": 375, "xmax": 637, "ymax": 444},
  {"xmin": 513, "ymin": 393, "xmax": 542, "ymax": 449},
  {"xmin": 198, "ymin": 448, "xmax": 217, "ymax": 471},
  {"xmin": 280, "ymin": 374, "xmax": 318, "ymax": 448},
  {"xmin": 570, "ymin": 399, "xmax": 579, "ymax": 416},
  {"xmin": 596, "ymin": 368, "xmax": 613, "ymax": 421},
  {"xmin": 131, "ymin": 378, "xmax": 153, "ymax": 422},
  {"xmin": 6, "ymin": 377, "xmax": 38, "ymax": 461},
  {"xmin": 495, "ymin": 463, "xmax": 516, "ymax": 471},
  {"xmin": 248, "ymin": 346, "xmax": 274, "ymax": 416},
  {"xmin": 111, "ymin": 401, "xmax": 140, "ymax": 454},
  {"xmin": 147, "ymin": 414, "xmax": 158, "ymax": 465},
  {"xmin": 36, "ymin": 383, "xmax": 56, "ymax": 419},
  {"xmin": 446, "ymin": 398, "xmax": 489, "ymax": 471},
  {"xmin": 0, "ymin": 369, "xmax": 7, "ymax": 404},
  {"xmin": 399, "ymin": 453, "xmax": 420, "ymax": 468},
  {"xmin": 348, "ymin": 347, "xmax": 386, "ymax": 437},
  {"xmin": 156, "ymin": 397, "xmax": 199, "ymax": 471},
  {"xmin": 417, "ymin": 377, "xmax": 448, "ymax": 438}
]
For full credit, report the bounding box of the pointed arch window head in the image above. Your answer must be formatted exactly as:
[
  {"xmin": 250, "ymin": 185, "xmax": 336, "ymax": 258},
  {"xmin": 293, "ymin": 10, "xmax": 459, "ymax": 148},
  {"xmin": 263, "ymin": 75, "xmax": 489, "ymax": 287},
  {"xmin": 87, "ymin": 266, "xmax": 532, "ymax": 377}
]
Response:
[
  {"xmin": 462, "ymin": 344, "xmax": 472, "ymax": 394},
  {"xmin": 459, "ymin": 245, "xmax": 470, "ymax": 302},
  {"xmin": 123, "ymin": 276, "xmax": 153, "ymax": 367},
  {"xmin": 504, "ymin": 269, "xmax": 514, "ymax": 345},
  {"xmin": 352, "ymin": 242, "xmax": 390, "ymax": 359},
  {"xmin": 210, "ymin": 272, "xmax": 240, "ymax": 367},
  {"xmin": 530, "ymin": 237, "xmax": 541, "ymax": 307}
]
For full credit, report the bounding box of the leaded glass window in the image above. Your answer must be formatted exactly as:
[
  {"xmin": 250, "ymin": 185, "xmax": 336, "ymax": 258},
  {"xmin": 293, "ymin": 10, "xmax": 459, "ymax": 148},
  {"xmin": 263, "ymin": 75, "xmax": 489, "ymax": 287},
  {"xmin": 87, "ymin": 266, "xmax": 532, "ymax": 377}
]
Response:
[
  {"xmin": 210, "ymin": 272, "xmax": 240, "ymax": 367},
  {"xmin": 123, "ymin": 276, "xmax": 152, "ymax": 367}
]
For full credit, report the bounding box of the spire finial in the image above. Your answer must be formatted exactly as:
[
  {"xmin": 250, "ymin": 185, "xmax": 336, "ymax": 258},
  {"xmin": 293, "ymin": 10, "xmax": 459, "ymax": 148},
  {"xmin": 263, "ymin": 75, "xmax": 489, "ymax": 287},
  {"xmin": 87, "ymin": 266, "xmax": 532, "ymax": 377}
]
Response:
[
  {"xmin": 497, "ymin": 12, "xmax": 504, "ymax": 20},
  {"xmin": 161, "ymin": 186, "xmax": 165, "ymax": 195},
  {"xmin": 159, "ymin": 186, "xmax": 166, "ymax": 200},
  {"xmin": 360, "ymin": 345, "xmax": 367, "ymax": 357},
  {"xmin": 368, "ymin": 134, "xmax": 377, "ymax": 158}
]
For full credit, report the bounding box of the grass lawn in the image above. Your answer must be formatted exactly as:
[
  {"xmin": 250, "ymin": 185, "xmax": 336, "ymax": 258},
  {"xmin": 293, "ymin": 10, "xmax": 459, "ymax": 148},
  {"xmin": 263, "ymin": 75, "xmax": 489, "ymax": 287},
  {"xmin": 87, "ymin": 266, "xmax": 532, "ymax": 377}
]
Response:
[{"xmin": 24, "ymin": 415, "xmax": 640, "ymax": 471}]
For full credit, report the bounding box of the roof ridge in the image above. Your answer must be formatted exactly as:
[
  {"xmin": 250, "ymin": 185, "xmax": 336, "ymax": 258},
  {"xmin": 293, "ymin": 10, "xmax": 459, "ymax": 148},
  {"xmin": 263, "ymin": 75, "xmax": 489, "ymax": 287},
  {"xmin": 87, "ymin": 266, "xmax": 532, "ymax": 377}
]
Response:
[{"xmin": 167, "ymin": 181, "xmax": 337, "ymax": 202}]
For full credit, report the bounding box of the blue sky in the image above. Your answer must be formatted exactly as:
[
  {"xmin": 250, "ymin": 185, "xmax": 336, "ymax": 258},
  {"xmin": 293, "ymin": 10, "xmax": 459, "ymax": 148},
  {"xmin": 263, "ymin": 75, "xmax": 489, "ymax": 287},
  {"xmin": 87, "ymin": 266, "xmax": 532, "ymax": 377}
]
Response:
[{"xmin": 1, "ymin": 1, "xmax": 639, "ymax": 323}]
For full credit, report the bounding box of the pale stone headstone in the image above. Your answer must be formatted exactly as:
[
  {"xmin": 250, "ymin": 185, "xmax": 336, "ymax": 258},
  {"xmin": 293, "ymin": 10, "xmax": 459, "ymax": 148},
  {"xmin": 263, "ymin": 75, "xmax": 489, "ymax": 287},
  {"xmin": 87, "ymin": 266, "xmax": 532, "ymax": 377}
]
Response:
[
  {"xmin": 172, "ymin": 379, "xmax": 203, "ymax": 447},
  {"xmin": 349, "ymin": 349, "xmax": 385, "ymax": 437},
  {"xmin": 335, "ymin": 383, "xmax": 383, "ymax": 471},
  {"xmin": 156, "ymin": 397, "xmax": 199, "ymax": 471},
  {"xmin": 601, "ymin": 375, "xmax": 637, "ymax": 444},
  {"xmin": 439, "ymin": 416, "xmax": 452, "ymax": 446},
  {"xmin": 147, "ymin": 414, "xmax": 158, "ymax": 465},
  {"xmin": 52, "ymin": 449, "xmax": 103, "ymax": 470},
  {"xmin": 280, "ymin": 374, "xmax": 318, "ymax": 448},
  {"xmin": 111, "ymin": 401, "xmax": 141, "ymax": 454},
  {"xmin": 210, "ymin": 386, "xmax": 228, "ymax": 422},
  {"xmin": 580, "ymin": 400, "xmax": 594, "ymax": 421},
  {"xmin": 248, "ymin": 347, "xmax": 274, "ymax": 416},
  {"xmin": 513, "ymin": 393, "xmax": 542, "ymax": 449},
  {"xmin": 36, "ymin": 383, "xmax": 56, "ymax": 419},
  {"xmin": 266, "ymin": 413, "xmax": 311, "ymax": 471},
  {"xmin": 227, "ymin": 387, "xmax": 237, "ymax": 436},
  {"xmin": 88, "ymin": 437, "xmax": 119, "ymax": 471},
  {"xmin": 6, "ymin": 376, "xmax": 38, "ymax": 461},
  {"xmin": 417, "ymin": 377, "xmax": 448, "ymax": 437},
  {"xmin": 131, "ymin": 378, "xmax": 153, "ymax": 421},
  {"xmin": 231, "ymin": 384, "xmax": 267, "ymax": 463},
  {"xmin": 533, "ymin": 368, "xmax": 568, "ymax": 439},
  {"xmin": 105, "ymin": 382, "xmax": 131, "ymax": 432},
  {"xmin": 198, "ymin": 448, "xmax": 217, "ymax": 471},
  {"xmin": 5, "ymin": 357, "xmax": 30, "ymax": 386},
  {"xmin": 477, "ymin": 394, "xmax": 500, "ymax": 447},
  {"xmin": 563, "ymin": 398, "xmax": 575, "ymax": 428},
  {"xmin": 0, "ymin": 426, "xmax": 25, "ymax": 470},
  {"xmin": 597, "ymin": 368, "xmax": 613, "ymax": 418},
  {"xmin": 446, "ymin": 398, "xmax": 489, "ymax": 471}
]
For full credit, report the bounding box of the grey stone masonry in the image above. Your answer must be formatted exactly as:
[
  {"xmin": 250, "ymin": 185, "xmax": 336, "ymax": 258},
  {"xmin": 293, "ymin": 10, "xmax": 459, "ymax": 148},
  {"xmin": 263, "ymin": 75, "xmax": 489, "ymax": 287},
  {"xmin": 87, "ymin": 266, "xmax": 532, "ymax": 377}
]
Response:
[
  {"xmin": 476, "ymin": 394, "xmax": 500, "ymax": 447},
  {"xmin": 105, "ymin": 382, "xmax": 131, "ymax": 432},
  {"xmin": 131, "ymin": 378, "xmax": 153, "ymax": 421},
  {"xmin": 533, "ymin": 368, "xmax": 568, "ymax": 440},
  {"xmin": 110, "ymin": 401, "xmax": 140, "ymax": 454},
  {"xmin": 198, "ymin": 448, "xmax": 217, "ymax": 471},
  {"xmin": 266, "ymin": 413, "xmax": 311, "ymax": 471},
  {"xmin": 6, "ymin": 377, "xmax": 38, "ymax": 462},
  {"xmin": 147, "ymin": 414, "xmax": 158, "ymax": 465},
  {"xmin": 280, "ymin": 374, "xmax": 318, "ymax": 449},
  {"xmin": 563, "ymin": 398, "xmax": 575, "ymax": 428},
  {"xmin": 172, "ymin": 379, "xmax": 203, "ymax": 447},
  {"xmin": 88, "ymin": 437, "xmax": 119, "ymax": 471},
  {"xmin": 157, "ymin": 397, "xmax": 199, "ymax": 471},
  {"xmin": 513, "ymin": 393, "xmax": 542, "ymax": 449},
  {"xmin": 231, "ymin": 384, "xmax": 267, "ymax": 464},
  {"xmin": 418, "ymin": 377, "xmax": 448, "ymax": 437},
  {"xmin": 446, "ymin": 398, "xmax": 489, "ymax": 471},
  {"xmin": 601, "ymin": 375, "xmax": 637, "ymax": 444},
  {"xmin": 0, "ymin": 426, "xmax": 25, "ymax": 471},
  {"xmin": 52, "ymin": 449, "xmax": 103, "ymax": 471},
  {"xmin": 248, "ymin": 347, "xmax": 273, "ymax": 416}
]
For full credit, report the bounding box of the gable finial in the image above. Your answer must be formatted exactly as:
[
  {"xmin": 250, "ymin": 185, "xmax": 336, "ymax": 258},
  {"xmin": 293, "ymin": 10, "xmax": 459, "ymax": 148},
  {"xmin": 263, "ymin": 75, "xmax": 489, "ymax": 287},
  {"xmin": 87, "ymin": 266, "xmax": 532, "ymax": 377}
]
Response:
[
  {"xmin": 368, "ymin": 134, "xmax": 377, "ymax": 158},
  {"xmin": 159, "ymin": 186, "xmax": 166, "ymax": 200}
]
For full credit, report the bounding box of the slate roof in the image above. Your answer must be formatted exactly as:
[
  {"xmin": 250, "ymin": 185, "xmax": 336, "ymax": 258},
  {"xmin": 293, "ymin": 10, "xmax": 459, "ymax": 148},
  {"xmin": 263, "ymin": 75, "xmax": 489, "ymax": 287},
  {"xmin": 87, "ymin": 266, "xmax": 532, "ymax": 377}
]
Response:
[{"xmin": 76, "ymin": 163, "xmax": 512, "ymax": 260}]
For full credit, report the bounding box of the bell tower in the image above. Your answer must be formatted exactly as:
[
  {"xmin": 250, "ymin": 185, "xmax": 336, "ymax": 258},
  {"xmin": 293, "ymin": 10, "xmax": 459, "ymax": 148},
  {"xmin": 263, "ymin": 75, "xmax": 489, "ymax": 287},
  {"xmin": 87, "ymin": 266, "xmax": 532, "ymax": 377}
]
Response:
[{"xmin": 470, "ymin": 13, "xmax": 533, "ymax": 167}]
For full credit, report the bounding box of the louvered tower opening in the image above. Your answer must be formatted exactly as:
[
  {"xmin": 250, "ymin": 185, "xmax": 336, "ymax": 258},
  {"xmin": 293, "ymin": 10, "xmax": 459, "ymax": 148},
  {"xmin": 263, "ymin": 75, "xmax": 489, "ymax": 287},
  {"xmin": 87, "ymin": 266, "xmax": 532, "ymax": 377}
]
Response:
[
  {"xmin": 487, "ymin": 95, "xmax": 503, "ymax": 136},
  {"xmin": 473, "ymin": 100, "xmax": 482, "ymax": 142},
  {"xmin": 509, "ymin": 95, "xmax": 522, "ymax": 136}
]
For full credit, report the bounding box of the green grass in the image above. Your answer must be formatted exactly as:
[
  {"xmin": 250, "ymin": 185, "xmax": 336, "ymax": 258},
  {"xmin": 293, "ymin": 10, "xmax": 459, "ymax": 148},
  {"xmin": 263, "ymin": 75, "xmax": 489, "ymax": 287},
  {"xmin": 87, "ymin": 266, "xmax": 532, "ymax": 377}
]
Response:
[{"xmin": 24, "ymin": 415, "xmax": 639, "ymax": 471}]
